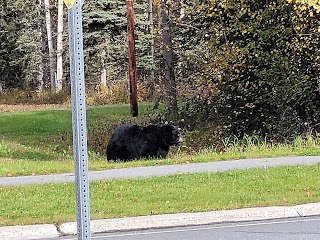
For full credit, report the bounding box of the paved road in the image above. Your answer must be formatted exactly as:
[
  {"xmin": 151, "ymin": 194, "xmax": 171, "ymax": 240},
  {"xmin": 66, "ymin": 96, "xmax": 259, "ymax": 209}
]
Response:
[
  {"xmin": 0, "ymin": 156, "xmax": 320, "ymax": 186},
  {"xmin": 48, "ymin": 216, "xmax": 320, "ymax": 240},
  {"xmin": 1, "ymin": 156, "xmax": 320, "ymax": 240}
]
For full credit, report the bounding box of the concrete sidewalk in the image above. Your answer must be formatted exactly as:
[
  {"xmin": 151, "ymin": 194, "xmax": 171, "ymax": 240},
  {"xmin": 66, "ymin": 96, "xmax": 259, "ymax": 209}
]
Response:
[
  {"xmin": 1, "ymin": 156, "xmax": 320, "ymax": 239},
  {"xmin": 1, "ymin": 202, "xmax": 320, "ymax": 240}
]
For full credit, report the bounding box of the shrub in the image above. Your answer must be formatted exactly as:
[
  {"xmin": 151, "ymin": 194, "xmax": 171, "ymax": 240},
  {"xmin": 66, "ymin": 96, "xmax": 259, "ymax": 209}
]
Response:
[
  {"xmin": 0, "ymin": 89, "xmax": 71, "ymax": 105},
  {"xmin": 183, "ymin": 0, "xmax": 320, "ymax": 141}
]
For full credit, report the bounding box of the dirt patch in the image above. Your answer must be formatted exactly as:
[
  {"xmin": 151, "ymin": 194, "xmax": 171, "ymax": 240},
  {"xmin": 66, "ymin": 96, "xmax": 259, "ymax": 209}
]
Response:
[{"xmin": 0, "ymin": 104, "xmax": 70, "ymax": 113}]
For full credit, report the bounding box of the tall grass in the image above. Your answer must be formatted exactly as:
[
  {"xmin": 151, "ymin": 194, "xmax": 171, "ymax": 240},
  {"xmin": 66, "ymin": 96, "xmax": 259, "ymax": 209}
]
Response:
[{"xmin": 220, "ymin": 133, "xmax": 320, "ymax": 158}]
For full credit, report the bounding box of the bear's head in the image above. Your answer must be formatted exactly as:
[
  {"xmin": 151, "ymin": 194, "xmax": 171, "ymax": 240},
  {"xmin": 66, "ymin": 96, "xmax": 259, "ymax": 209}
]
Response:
[{"xmin": 161, "ymin": 125, "xmax": 185, "ymax": 146}]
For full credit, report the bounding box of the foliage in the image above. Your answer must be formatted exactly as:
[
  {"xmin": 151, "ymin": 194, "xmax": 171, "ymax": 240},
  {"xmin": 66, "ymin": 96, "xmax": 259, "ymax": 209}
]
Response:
[
  {"xmin": 2, "ymin": 0, "xmax": 320, "ymax": 147},
  {"xmin": 83, "ymin": 0, "xmax": 153, "ymax": 84},
  {"xmin": 0, "ymin": 0, "xmax": 155, "ymax": 93},
  {"xmin": 0, "ymin": 80, "xmax": 153, "ymax": 106},
  {"xmin": 0, "ymin": 89, "xmax": 71, "ymax": 105},
  {"xmin": 0, "ymin": 0, "xmax": 42, "ymax": 89},
  {"xmin": 181, "ymin": 0, "xmax": 320, "ymax": 141},
  {"xmin": 289, "ymin": 0, "xmax": 320, "ymax": 12}
]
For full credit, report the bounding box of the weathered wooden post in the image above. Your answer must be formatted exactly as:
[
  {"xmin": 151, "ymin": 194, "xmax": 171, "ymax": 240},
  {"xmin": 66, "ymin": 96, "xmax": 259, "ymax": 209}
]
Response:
[{"xmin": 126, "ymin": 0, "xmax": 138, "ymax": 117}]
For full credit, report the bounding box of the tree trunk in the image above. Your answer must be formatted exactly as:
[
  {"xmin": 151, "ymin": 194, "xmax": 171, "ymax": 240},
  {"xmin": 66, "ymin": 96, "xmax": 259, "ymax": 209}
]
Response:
[
  {"xmin": 37, "ymin": 58, "xmax": 45, "ymax": 91},
  {"xmin": 179, "ymin": 0, "xmax": 185, "ymax": 19},
  {"xmin": 161, "ymin": 0, "xmax": 178, "ymax": 119},
  {"xmin": 44, "ymin": 0, "xmax": 56, "ymax": 92},
  {"xmin": 37, "ymin": 0, "xmax": 45, "ymax": 92},
  {"xmin": 100, "ymin": 48, "xmax": 107, "ymax": 87},
  {"xmin": 148, "ymin": 0, "xmax": 155, "ymax": 93},
  {"xmin": 176, "ymin": 0, "xmax": 185, "ymax": 82},
  {"xmin": 56, "ymin": 0, "xmax": 64, "ymax": 92}
]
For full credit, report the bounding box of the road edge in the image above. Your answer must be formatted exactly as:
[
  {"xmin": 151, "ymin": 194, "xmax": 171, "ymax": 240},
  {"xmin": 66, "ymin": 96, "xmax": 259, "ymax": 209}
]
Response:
[
  {"xmin": 59, "ymin": 202, "xmax": 320, "ymax": 235},
  {"xmin": 2, "ymin": 202, "xmax": 318, "ymax": 240}
]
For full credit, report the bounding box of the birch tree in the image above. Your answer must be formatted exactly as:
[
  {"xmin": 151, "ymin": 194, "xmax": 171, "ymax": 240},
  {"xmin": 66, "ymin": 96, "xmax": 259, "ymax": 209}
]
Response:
[
  {"xmin": 146, "ymin": 0, "xmax": 156, "ymax": 99},
  {"xmin": 100, "ymin": 47, "xmax": 107, "ymax": 87},
  {"xmin": 44, "ymin": 0, "xmax": 56, "ymax": 92},
  {"xmin": 56, "ymin": 0, "xmax": 64, "ymax": 91}
]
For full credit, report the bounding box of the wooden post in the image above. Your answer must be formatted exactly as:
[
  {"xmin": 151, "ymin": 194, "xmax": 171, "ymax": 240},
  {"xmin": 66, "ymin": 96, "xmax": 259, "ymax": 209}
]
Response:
[{"xmin": 126, "ymin": 0, "xmax": 138, "ymax": 117}]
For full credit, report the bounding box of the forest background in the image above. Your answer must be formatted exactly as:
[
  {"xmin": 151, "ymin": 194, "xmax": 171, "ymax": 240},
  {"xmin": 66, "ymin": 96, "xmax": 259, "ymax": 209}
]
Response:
[{"xmin": 1, "ymin": 0, "xmax": 320, "ymax": 149}]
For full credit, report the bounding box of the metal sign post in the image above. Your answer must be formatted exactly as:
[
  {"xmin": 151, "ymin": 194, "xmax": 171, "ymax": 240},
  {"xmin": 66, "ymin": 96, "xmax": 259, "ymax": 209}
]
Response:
[{"xmin": 66, "ymin": 0, "xmax": 91, "ymax": 239}]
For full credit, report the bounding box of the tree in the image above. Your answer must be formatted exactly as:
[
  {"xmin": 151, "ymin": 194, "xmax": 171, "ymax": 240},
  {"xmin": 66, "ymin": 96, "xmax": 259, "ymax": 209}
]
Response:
[
  {"xmin": 0, "ymin": 0, "xmax": 20, "ymax": 87},
  {"xmin": 56, "ymin": 0, "xmax": 64, "ymax": 92},
  {"xmin": 148, "ymin": 0, "xmax": 155, "ymax": 83},
  {"xmin": 83, "ymin": 0, "xmax": 153, "ymax": 87},
  {"xmin": 99, "ymin": 48, "xmax": 108, "ymax": 87},
  {"xmin": 161, "ymin": 0, "xmax": 178, "ymax": 119},
  {"xmin": 44, "ymin": 0, "xmax": 56, "ymax": 92},
  {"xmin": 83, "ymin": 0, "xmax": 129, "ymax": 86},
  {"xmin": 37, "ymin": 0, "xmax": 45, "ymax": 91},
  {"xmin": 288, "ymin": 0, "xmax": 320, "ymax": 11},
  {"xmin": 185, "ymin": 0, "xmax": 320, "ymax": 139},
  {"xmin": 0, "ymin": 0, "xmax": 43, "ymax": 90}
]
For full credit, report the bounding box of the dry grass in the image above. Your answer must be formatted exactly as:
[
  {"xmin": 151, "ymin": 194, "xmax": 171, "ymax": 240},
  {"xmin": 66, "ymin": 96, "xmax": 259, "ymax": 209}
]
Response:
[{"xmin": 0, "ymin": 104, "xmax": 69, "ymax": 113}]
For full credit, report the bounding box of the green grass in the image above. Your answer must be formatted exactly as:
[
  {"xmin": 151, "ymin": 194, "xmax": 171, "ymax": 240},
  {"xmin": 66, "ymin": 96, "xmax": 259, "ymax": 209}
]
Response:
[
  {"xmin": 1, "ymin": 105, "xmax": 319, "ymax": 227},
  {"xmin": 0, "ymin": 103, "xmax": 162, "ymax": 176},
  {"xmin": 1, "ymin": 133, "xmax": 320, "ymax": 177},
  {"xmin": 0, "ymin": 110, "xmax": 72, "ymax": 135},
  {"xmin": 0, "ymin": 103, "xmax": 320, "ymax": 177},
  {"xmin": 0, "ymin": 164, "xmax": 319, "ymax": 226}
]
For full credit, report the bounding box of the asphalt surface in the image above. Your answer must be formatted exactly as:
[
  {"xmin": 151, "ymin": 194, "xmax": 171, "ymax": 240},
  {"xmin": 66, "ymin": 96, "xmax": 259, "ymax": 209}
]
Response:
[
  {"xmin": 0, "ymin": 156, "xmax": 320, "ymax": 240},
  {"xmin": 52, "ymin": 216, "xmax": 320, "ymax": 240},
  {"xmin": 1, "ymin": 155, "xmax": 320, "ymax": 186}
]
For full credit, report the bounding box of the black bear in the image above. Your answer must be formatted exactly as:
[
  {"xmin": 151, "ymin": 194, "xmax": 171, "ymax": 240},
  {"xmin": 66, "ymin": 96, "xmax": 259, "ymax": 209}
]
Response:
[{"xmin": 106, "ymin": 123, "xmax": 184, "ymax": 161}]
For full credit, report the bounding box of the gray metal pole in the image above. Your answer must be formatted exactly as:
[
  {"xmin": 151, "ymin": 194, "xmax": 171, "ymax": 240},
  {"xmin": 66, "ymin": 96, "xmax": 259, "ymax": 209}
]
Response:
[{"xmin": 67, "ymin": 0, "xmax": 91, "ymax": 239}]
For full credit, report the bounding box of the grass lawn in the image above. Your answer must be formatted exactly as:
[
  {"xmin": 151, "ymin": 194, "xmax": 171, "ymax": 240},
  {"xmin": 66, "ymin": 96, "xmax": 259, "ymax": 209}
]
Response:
[
  {"xmin": 0, "ymin": 164, "xmax": 319, "ymax": 226},
  {"xmin": 0, "ymin": 104, "xmax": 319, "ymax": 227},
  {"xmin": 1, "ymin": 103, "xmax": 320, "ymax": 176}
]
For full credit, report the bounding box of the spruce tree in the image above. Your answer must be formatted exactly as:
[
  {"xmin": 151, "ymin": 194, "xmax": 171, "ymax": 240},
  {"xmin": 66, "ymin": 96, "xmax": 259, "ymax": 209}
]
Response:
[{"xmin": 83, "ymin": 0, "xmax": 152, "ymax": 85}]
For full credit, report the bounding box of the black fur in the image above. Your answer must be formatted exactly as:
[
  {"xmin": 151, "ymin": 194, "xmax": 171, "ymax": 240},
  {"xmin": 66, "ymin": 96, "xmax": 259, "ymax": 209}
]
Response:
[{"xmin": 106, "ymin": 123, "xmax": 184, "ymax": 161}]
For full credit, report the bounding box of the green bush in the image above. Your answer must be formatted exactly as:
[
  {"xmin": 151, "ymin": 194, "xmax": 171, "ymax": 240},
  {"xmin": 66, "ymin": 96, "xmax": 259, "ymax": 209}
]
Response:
[{"xmin": 184, "ymin": 0, "xmax": 320, "ymax": 141}]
